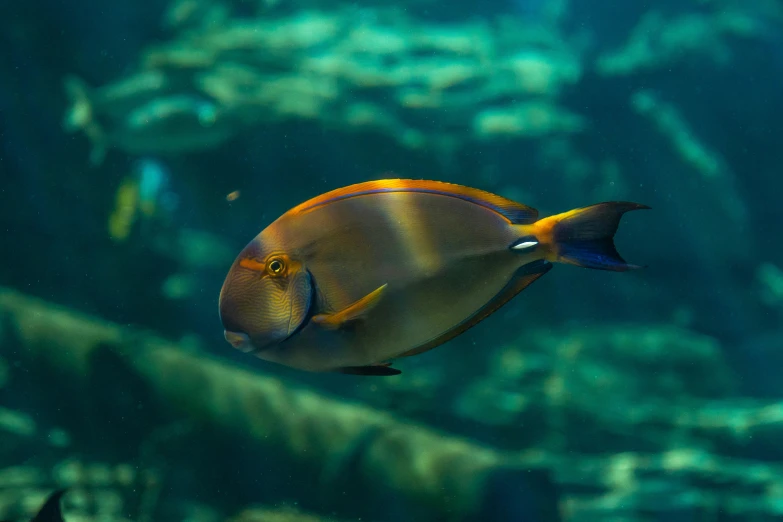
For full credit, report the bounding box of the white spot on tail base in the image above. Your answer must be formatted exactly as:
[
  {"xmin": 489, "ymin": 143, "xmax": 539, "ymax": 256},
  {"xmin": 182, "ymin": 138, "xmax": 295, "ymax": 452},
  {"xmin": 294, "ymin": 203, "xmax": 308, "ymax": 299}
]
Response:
[{"xmin": 512, "ymin": 241, "xmax": 539, "ymax": 251}]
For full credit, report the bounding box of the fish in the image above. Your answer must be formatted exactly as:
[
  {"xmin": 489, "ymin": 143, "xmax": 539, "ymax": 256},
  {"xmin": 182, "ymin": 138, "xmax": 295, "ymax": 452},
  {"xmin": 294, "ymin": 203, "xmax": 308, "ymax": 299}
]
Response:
[
  {"xmin": 108, "ymin": 158, "xmax": 180, "ymax": 243},
  {"xmin": 218, "ymin": 179, "xmax": 649, "ymax": 376},
  {"xmin": 1, "ymin": 489, "xmax": 67, "ymax": 522},
  {"xmin": 63, "ymin": 75, "xmax": 238, "ymax": 165}
]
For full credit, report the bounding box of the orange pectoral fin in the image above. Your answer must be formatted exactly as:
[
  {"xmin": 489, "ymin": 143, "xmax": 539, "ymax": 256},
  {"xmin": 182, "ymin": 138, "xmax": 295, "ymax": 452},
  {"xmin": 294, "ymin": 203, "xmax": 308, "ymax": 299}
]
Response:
[{"xmin": 312, "ymin": 283, "xmax": 388, "ymax": 330}]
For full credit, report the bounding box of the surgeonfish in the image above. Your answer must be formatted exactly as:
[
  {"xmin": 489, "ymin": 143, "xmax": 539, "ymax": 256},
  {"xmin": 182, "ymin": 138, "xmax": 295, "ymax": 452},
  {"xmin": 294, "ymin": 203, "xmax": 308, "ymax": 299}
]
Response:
[{"xmin": 218, "ymin": 179, "xmax": 649, "ymax": 375}]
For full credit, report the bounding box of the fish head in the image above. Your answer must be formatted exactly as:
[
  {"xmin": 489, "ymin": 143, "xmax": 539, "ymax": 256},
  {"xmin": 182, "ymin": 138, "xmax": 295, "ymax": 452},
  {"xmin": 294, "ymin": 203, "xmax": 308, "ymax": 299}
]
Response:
[{"xmin": 219, "ymin": 237, "xmax": 312, "ymax": 354}]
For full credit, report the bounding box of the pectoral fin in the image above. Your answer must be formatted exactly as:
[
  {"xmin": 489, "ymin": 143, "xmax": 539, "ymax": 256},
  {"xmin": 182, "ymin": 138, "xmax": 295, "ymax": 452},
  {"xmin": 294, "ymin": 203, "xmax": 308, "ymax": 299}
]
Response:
[
  {"xmin": 312, "ymin": 284, "xmax": 387, "ymax": 330},
  {"xmin": 338, "ymin": 363, "xmax": 401, "ymax": 376}
]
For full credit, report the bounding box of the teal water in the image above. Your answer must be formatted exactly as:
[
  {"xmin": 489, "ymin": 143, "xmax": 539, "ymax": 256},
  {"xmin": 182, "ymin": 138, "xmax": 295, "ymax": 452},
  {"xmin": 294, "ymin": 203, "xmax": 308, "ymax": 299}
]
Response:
[{"xmin": 0, "ymin": 0, "xmax": 781, "ymax": 520}]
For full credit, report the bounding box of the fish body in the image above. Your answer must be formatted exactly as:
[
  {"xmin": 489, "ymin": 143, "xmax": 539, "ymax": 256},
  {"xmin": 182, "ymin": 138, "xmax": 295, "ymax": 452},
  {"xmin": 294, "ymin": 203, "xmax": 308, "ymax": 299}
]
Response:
[{"xmin": 219, "ymin": 179, "xmax": 648, "ymax": 375}]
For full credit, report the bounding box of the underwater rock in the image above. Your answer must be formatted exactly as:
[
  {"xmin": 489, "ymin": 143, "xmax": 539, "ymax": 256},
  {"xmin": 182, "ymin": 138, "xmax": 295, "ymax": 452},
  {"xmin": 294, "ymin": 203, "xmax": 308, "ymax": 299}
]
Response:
[
  {"xmin": 0, "ymin": 457, "xmax": 161, "ymax": 522},
  {"xmin": 0, "ymin": 355, "xmax": 9, "ymax": 389},
  {"xmin": 757, "ymin": 263, "xmax": 783, "ymax": 309},
  {"xmin": 452, "ymin": 324, "xmax": 737, "ymax": 452},
  {"xmin": 680, "ymin": 401, "xmax": 783, "ymax": 461},
  {"xmin": 0, "ymin": 407, "xmax": 37, "ymax": 438},
  {"xmin": 0, "ymin": 407, "xmax": 71, "ymax": 456},
  {"xmin": 596, "ymin": 9, "xmax": 765, "ymax": 76},
  {"xmin": 229, "ymin": 506, "xmax": 348, "ymax": 522},
  {"xmin": 630, "ymin": 90, "xmax": 747, "ymax": 231},
  {"xmin": 63, "ymin": 6, "xmax": 582, "ymax": 161},
  {"xmin": 557, "ymin": 449, "xmax": 783, "ymax": 521},
  {"xmin": 473, "ymin": 101, "xmax": 585, "ymax": 139}
]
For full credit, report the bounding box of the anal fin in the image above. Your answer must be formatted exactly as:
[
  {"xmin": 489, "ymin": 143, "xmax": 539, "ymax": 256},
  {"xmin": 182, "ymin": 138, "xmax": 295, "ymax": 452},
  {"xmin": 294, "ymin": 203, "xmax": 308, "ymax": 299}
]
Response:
[
  {"xmin": 338, "ymin": 363, "xmax": 401, "ymax": 376},
  {"xmin": 396, "ymin": 259, "xmax": 552, "ymax": 359},
  {"xmin": 313, "ymin": 283, "xmax": 387, "ymax": 330}
]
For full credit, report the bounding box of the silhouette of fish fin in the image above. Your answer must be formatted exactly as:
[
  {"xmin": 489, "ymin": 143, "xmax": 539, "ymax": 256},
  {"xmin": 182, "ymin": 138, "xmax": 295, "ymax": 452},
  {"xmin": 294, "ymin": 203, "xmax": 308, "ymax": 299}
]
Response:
[
  {"xmin": 338, "ymin": 363, "xmax": 401, "ymax": 376},
  {"xmin": 532, "ymin": 202, "xmax": 650, "ymax": 272},
  {"xmin": 312, "ymin": 283, "xmax": 387, "ymax": 330},
  {"xmin": 397, "ymin": 259, "xmax": 552, "ymax": 359},
  {"xmin": 31, "ymin": 489, "xmax": 67, "ymax": 522}
]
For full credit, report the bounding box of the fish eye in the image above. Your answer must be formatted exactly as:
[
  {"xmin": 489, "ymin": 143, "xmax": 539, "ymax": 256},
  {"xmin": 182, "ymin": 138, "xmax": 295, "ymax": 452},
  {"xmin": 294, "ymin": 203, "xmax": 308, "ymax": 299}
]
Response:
[{"xmin": 267, "ymin": 258, "xmax": 285, "ymax": 275}]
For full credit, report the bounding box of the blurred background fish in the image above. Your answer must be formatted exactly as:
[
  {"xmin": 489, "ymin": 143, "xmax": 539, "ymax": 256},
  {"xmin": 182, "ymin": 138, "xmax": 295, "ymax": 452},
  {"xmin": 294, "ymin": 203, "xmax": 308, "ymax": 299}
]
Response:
[
  {"xmin": 108, "ymin": 157, "xmax": 180, "ymax": 243},
  {"xmin": 63, "ymin": 77, "xmax": 241, "ymax": 165}
]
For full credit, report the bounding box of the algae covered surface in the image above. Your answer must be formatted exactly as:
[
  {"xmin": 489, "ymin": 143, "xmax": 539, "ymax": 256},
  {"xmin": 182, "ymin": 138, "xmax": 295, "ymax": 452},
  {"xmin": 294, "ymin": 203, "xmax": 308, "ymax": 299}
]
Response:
[{"xmin": 1, "ymin": 0, "xmax": 782, "ymax": 520}]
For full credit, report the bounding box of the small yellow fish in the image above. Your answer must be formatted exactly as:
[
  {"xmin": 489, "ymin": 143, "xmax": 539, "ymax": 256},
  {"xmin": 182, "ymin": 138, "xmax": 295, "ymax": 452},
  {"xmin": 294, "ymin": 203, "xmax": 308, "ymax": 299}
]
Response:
[{"xmin": 218, "ymin": 179, "xmax": 649, "ymax": 375}]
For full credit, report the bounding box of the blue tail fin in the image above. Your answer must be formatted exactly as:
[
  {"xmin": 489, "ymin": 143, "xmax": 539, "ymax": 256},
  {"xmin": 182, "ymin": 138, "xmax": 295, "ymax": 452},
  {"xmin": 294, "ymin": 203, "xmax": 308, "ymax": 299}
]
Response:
[{"xmin": 545, "ymin": 201, "xmax": 649, "ymax": 272}]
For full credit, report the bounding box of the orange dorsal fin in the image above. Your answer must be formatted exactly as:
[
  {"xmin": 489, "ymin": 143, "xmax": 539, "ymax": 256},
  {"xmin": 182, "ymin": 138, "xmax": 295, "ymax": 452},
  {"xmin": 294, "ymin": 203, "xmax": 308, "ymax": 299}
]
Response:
[
  {"xmin": 312, "ymin": 284, "xmax": 387, "ymax": 330},
  {"xmin": 396, "ymin": 260, "xmax": 552, "ymax": 359},
  {"xmin": 287, "ymin": 179, "xmax": 539, "ymax": 224}
]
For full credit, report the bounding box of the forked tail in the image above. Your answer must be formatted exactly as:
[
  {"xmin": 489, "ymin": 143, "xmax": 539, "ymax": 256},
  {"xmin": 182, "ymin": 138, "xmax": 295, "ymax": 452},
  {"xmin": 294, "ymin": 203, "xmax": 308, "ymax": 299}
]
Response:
[{"xmin": 517, "ymin": 202, "xmax": 650, "ymax": 271}]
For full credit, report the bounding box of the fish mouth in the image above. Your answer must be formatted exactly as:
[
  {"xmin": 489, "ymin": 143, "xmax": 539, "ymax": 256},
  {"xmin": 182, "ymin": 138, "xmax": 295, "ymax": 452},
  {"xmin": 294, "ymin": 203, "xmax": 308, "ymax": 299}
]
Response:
[
  {"xmin": 224, "ymin": 330, "xmax": 254, "ymax": 353},
  {"xmin": 225, "ymin": 329, "xmax": 279, "ymax": 355}
]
